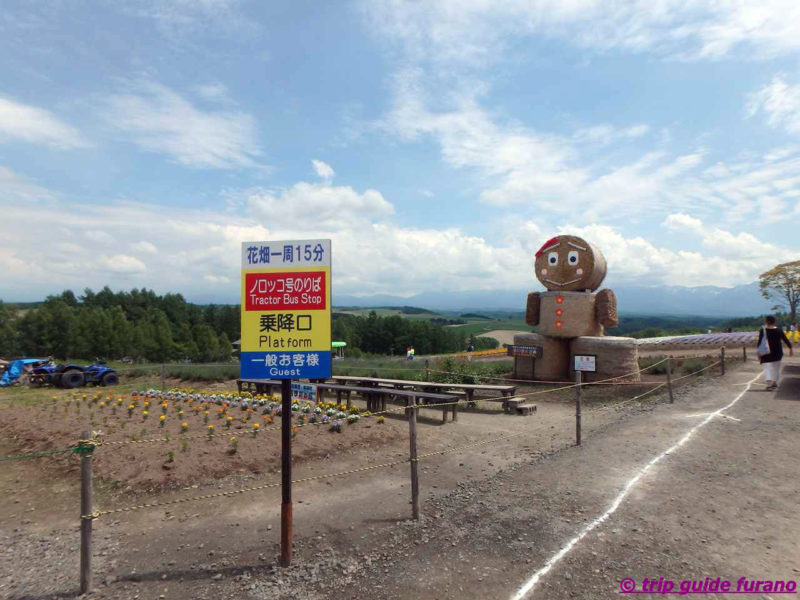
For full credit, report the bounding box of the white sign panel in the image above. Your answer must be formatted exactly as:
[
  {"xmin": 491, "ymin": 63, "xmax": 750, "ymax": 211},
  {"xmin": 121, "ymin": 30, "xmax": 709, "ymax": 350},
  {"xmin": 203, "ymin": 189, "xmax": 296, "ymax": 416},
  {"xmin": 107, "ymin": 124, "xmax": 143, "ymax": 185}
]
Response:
[{"xmin": 574, "ymin": 354, "xmax": 596, "ymax": 372}]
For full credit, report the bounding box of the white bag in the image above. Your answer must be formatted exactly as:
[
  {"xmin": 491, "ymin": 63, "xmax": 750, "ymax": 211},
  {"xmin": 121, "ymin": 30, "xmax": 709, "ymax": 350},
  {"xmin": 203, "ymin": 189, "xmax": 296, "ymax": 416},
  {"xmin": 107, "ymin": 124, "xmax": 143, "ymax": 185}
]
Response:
[{"xmin": 756, "ymin": 327, "xmax": 770, "ymax": 358}]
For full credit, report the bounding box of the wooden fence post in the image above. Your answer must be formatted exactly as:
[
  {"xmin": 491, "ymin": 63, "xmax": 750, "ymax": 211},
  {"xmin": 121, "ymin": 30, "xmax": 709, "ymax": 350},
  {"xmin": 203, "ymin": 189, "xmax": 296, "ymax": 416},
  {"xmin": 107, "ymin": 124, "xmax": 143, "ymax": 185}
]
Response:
[
  {"xmin": 575, "ymin": 371, "xmax": 582, "ymax": 446},
  {"xmin": 408, "ymin": 398, "xmax": 420, "ymax": 520},
  {"xmin": 160, "ymin": 364, "xmax": 165, "ymax": 391},
  {"xmin": 720, "ymin": 348, "xmax": 726, "ymax": 376},
  {"xmin": 424, "ymin": 359, "xmax": 430, "ymax": 382},
  {"xmin": 80, "ymin": 430, "xmax": 94, "ymax": 594},
  {"xmin": 666, "ymin": 357, "xmax": 674, "ymax": 404},
  {"xmin": 742, "ymin": 345, "xmax": 747, "ymax": 362}
]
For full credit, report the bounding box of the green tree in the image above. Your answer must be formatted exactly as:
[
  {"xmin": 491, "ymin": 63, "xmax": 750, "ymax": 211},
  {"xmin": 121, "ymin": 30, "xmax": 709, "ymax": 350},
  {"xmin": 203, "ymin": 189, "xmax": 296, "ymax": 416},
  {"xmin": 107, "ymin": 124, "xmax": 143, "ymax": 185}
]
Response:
[
  {"xmin": 760, "ymin": 261, "xmax": 800, "ymax": 323},
  {"xmin": 0, "ymin": 302, "xmax": 20, "ymax": 356},
  {"xmin": 192, "ymin": 324, "xmax": 220, "ymax": 362}
]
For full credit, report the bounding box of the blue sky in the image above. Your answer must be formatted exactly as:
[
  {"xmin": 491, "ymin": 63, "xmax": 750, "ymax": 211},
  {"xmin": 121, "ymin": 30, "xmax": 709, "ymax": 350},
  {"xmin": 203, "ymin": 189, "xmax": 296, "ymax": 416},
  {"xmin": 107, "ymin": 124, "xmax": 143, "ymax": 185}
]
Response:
[{"xmin": 1, "ymin": 0, "xmax": 799, "ymax": 303}]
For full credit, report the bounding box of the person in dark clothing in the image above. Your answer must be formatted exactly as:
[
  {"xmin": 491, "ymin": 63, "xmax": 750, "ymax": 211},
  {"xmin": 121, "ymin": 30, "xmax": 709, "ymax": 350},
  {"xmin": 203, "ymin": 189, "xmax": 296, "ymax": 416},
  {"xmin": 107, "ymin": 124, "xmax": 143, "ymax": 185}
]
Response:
[{"xmin": 757, "ymin": 316, "xmax": 793, "ymax": 390}]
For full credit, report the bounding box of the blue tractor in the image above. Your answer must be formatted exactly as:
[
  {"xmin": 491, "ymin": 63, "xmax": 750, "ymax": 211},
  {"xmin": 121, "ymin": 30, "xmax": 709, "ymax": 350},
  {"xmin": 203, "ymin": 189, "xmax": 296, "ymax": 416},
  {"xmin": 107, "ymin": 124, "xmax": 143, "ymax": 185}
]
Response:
[{"xmin": 28, "ymin": 359, "xmax": 119, "ymax": 388}]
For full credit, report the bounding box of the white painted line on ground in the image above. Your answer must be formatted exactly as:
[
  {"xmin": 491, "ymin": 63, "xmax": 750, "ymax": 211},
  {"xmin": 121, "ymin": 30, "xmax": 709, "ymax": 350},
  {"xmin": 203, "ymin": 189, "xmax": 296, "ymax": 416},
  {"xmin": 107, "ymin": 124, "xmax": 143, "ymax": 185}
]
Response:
[
  {"xmin": 683, "ymin": 412, "xmax": 742, "ymax": 422},
  {"xmin": 509, "ymin": 371, "xmax": 762, "ymax": 600}
]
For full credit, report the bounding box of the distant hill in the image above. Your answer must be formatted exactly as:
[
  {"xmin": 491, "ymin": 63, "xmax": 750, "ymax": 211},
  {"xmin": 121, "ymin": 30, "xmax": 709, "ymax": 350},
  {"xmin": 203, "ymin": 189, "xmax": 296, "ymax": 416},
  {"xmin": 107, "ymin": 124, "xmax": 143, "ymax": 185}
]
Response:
[{"xmin": 335, "ymin": 282, "xmax": 774, "ymax": 317}]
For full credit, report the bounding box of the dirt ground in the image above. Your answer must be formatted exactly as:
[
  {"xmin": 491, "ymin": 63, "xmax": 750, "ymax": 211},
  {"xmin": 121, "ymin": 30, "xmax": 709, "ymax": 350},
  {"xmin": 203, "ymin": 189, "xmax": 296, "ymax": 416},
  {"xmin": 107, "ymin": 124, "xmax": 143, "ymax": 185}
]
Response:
[{"xmin": 1, "ymin": 357, "xmax": 797, "ymax": 600}]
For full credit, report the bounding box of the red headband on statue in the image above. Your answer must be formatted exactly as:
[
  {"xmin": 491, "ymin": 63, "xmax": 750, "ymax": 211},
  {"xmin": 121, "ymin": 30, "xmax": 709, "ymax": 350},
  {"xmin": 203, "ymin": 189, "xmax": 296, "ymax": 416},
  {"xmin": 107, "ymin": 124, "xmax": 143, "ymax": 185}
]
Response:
[{"xmin": 535, "ymin": 237, "xmax": 560, "ymax": 258}]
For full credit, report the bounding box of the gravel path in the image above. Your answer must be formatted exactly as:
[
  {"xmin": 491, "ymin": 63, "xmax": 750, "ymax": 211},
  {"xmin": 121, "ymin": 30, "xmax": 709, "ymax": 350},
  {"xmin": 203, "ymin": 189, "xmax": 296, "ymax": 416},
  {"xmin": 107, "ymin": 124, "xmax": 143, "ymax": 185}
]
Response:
[{"xmin": 3, "ymin": 359, "xmax": 798, "ymax": 599}]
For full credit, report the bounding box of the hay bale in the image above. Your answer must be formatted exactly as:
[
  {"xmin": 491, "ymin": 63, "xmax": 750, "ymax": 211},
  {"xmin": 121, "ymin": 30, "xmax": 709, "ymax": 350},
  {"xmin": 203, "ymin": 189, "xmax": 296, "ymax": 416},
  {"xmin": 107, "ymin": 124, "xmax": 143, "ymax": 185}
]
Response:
[
  {"xmin": 570, "ymin": 336, "xmax": 640, "ymax": 382},
  {"xmin": 513, "ymin": 332, "xmax": 570, "ymax": 381},
  {"xmin": 538, "ymin": 291, "xmax": 603, "ymax": 338}
]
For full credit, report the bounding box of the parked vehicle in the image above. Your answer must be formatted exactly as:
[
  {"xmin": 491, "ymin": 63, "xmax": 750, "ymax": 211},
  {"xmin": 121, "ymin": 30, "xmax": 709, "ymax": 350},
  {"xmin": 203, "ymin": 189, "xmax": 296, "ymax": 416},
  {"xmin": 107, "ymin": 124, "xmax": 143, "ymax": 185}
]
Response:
[{"xmin": 28, "ymin": 359, "xmax": 119, "ymax": 388}]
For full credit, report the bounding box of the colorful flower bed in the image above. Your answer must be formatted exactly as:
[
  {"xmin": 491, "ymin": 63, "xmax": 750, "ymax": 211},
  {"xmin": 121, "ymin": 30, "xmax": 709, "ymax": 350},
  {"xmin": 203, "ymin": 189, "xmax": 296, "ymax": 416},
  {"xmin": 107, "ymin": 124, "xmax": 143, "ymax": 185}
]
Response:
[{"xmin": 56, "ymin": 387, "xmax": 373, "ymax": 440}]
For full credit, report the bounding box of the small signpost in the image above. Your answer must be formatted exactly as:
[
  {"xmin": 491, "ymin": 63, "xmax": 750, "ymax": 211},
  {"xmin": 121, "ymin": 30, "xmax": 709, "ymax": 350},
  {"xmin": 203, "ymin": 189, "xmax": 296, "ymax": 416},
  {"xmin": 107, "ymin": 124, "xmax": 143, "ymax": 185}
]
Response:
[
  {"xmin": 507, "ymin": 344, "xmax": 543, "ymax": 358},
  {"xmin": 291, "ymin": 382, "xmax": 317, "ymax": 403},
  {"xmin": 573, "ymin": 354, "xmax": 596, "ymax": 373},
  {"xmin": 573, "ymin": 354, "xmax": 595, "ymax": 446},
  {"xmin": 241, "ymin": 239, "xmax": 332, "ymax": 567}
]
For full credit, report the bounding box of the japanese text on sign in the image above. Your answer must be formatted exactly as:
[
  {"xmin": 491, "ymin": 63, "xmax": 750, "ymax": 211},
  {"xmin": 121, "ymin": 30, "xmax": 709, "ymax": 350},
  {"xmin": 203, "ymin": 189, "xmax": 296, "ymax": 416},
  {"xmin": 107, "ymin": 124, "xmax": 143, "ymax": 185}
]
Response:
[
  {"xmin": 244, "ymin": 243, "xmax": 326, "ymax": 266},
  {"xmin": 245, "ymin": 272, "xmax": 326, "ymax": 310}
]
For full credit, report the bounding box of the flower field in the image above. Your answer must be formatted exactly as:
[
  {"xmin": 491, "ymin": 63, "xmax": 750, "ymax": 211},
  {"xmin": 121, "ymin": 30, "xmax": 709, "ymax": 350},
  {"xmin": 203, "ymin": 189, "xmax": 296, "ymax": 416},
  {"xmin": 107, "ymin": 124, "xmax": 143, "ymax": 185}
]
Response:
[{"xmin": 0, "ymin": 386, "xmax": 404, "ymax": 494}]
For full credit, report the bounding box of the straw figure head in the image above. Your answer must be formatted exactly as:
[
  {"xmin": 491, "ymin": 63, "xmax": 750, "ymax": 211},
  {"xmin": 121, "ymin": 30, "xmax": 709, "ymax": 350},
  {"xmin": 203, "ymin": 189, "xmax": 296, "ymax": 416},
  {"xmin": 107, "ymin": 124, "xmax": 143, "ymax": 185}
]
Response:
[{"xmin": 534, "ymin": 234, "xmax": 607, "ymax": 292}]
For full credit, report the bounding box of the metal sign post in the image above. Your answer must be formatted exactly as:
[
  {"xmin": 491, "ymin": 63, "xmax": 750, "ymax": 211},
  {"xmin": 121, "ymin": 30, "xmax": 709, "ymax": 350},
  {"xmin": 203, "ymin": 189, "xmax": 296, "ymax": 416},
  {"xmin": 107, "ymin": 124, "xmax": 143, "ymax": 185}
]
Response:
[
  {"xmin": 572, "ymin": 355, "xmax": 595, "ymax": 446},
  {"xmin": 240, "ymin": 239, "xmax": 332, "ymax": 568},
  {"xmin": 280, "ymin": 379, "xmax": 292, "ymax": 566}
]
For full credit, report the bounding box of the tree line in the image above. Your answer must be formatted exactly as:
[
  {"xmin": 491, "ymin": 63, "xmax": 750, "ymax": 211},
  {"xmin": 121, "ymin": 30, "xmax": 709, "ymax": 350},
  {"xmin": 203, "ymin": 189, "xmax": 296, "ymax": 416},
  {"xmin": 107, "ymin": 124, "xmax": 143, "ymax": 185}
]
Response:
[
  {"xmin": 0, "ymin": 288, "xmax": 237, "ymax": 363},
  {"xmin": 0, "ymin": 289, "xmax": 499, "ymax": 363},
  {"xmin": 332, "ymin": 311, "xmax": 497, "ymax": 356}
]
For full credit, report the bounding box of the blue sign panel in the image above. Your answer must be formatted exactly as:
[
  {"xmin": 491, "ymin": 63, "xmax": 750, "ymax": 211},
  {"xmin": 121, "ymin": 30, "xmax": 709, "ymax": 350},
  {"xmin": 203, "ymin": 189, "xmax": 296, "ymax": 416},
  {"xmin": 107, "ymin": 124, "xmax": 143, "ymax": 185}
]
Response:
[{"xmin": 240, "ymin": 351, "xmax": 332, "ymax": 380}]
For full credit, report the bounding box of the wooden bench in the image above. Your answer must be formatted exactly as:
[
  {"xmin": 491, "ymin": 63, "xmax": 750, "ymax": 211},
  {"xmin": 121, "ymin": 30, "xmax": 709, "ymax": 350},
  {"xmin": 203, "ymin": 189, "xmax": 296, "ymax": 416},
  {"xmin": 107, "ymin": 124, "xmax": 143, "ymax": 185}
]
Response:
[
  {"xmin": 315, "ymin": 383, "xmax": 460, "ymax": 424},
  {"xmin": 236, "ymin": 378, "xmax": 281, "ymax": 395},
  {"xmin": 330, "ymin": 376, "xmax": 516, "ymax": 404}
]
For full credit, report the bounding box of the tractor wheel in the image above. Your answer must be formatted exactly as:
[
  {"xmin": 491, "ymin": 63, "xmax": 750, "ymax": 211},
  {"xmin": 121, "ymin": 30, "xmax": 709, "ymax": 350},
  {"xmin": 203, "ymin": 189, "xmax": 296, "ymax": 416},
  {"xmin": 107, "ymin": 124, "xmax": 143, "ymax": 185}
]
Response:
[
  {"xmin": 60, "ymin": 369, "xmax": 85, "ymax": 389},
  {"xmin": 101, "ymin": 372, "xmax": 119, "ymax": 386}
]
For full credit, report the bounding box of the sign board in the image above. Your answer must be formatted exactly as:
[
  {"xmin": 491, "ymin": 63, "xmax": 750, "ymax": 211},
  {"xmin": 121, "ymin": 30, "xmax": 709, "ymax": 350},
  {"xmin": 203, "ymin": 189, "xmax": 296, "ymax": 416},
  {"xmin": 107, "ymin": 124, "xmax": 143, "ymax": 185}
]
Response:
[
  {"xmin": 507, "ymin": 345, "xmax": 543, "ymax": 358},
  {"xmin": 573, "ymin": 354, "xmax": 596, "ymax": 372},
  {"xmin": 291, "ymin": 382, "xmax": 316, "ymax": 402},
  {"xmin": 240, "ymin": 239, "xmax": 332, "ymax": 380}
]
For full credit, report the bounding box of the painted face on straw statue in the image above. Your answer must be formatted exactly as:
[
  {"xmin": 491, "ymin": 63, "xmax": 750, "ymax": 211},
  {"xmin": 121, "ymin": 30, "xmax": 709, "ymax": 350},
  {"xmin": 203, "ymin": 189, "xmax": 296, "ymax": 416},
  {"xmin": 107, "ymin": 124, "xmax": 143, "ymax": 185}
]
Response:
[
  {"xmin": 534, "ymin": 235, "xmax": 606, "ymax": 293},
  {"xmin": 526, "ymin": 234, "xmax": 617, "ymax": 338}
]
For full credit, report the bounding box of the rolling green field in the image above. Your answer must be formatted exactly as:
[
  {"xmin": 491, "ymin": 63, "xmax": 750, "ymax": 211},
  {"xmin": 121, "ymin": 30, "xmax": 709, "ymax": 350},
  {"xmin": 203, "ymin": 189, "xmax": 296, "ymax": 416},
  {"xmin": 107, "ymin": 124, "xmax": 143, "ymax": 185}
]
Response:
[
  {"xmin": 334, "ymin": 307, "xmax": 443, "ymax": 321},
  {"xmin": 447, "ymin": 318, "xmax": 530, "ymax": 337}
]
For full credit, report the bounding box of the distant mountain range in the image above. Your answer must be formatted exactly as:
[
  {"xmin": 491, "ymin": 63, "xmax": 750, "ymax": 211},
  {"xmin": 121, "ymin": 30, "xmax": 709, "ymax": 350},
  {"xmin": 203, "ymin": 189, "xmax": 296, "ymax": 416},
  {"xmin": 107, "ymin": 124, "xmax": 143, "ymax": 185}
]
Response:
[{"xmin": 335, "ymin": 282, "xmax": 775, "ymax": 317}]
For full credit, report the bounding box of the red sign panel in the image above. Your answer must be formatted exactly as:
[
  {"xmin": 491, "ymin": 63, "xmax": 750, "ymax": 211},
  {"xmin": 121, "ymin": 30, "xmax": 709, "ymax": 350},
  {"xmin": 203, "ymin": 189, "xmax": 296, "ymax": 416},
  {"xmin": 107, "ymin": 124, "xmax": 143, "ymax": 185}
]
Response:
[{"xmin": 245, "ymin": 271, "xmax": 327, "ymax": 311}]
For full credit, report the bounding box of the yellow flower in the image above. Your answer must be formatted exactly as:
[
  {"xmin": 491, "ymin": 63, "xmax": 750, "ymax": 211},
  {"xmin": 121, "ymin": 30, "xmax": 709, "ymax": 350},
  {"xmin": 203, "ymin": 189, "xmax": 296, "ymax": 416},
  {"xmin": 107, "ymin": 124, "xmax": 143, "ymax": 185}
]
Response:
[
  {"xmin": 159, "ymin": 415, "xmax": 166, "ymax": 421},
  {"xmin": 208, "ymin": 424, "xmax": 215, "ymax": 430},
  {"xmin": 142, "ymin": 410, "xmax": 149, "ymax": 417},
  {"xmin": 181, "ymin": 422, "xmax": 188, "ymax": 430},
  {"xmin": 227, "ymin": 416, "xmax": 233, "ymax": 421},
  {"xmin": 253, "ymin": 423, "xmax": 260, "ymax": 430},
  {"xmin": 229, "ymin": 436, "xmax": 236, "ymax": 442}
]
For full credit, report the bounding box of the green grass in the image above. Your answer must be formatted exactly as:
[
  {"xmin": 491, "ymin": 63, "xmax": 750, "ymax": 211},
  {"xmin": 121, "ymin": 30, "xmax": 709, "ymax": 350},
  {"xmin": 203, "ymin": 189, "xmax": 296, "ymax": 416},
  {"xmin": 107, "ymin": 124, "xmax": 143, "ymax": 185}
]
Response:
[
  {"xmin": 331, "ymin": 356, "xmax": 429, "ymax": 379},
  {"xmin": 448, "ymin": 318, "xmax": 530, "ymax": 337},
  {"xmin": 430, "ymin": 357, "xmax": 514, "ymax": 384},
  {"xmin": 0, "ymin": 377, "xmax": 164, "ymax": 407}
]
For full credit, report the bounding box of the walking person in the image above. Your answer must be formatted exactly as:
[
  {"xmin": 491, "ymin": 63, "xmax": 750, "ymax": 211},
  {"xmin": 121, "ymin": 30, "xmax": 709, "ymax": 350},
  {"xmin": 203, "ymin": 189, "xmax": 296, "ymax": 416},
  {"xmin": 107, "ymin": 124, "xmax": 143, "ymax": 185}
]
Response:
[{"xmin": 757, "ymin": 316, "xmax": 793, "ymax": 391}]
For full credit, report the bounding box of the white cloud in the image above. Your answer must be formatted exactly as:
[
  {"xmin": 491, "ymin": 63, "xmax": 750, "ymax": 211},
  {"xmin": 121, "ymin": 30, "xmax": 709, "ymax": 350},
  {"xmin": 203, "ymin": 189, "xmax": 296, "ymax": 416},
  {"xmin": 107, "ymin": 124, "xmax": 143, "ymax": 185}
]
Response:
[
  {"xmin": 0, "ymin": 97, "xmax": 87, "ymax": 149},
  {"xmin": 106, "ymin": 81, "xmax": 261, "ymax": 169},
  {"xmin": 131, "ymin": 240, "xmax": 158, "ymax": 254},
  {"xmin": 120, "ymin": 0, "xmax": 257, "ymax": 41},
  {"xmin": 748, "ymin": 76, "xmax": 800, "ymax": 135},
  {"xmin": 361, "ymin": 1, "xmax": 800, "ymax": 66},
  {"xmin": 565, "ymin": 223, "xmax": 789, "ymax": 288},
  {"xmin": 97, "ymin": 254, "xmax": 147, "ymax": 274},
  {"xmin": 85, "ymin": 230, "xmax": 115, "ymax": 244},
  {"xmin": 311, "ymin": 159, "xmax": 335, "ymax": 180},
  {"xmin": 246, "ymin": 181, "xmax": 394, "ymax": 229},
  {"xmin": 0, "ymin": 166, "xmax": 56, "ymax": 203},
  {"xmin": 663, "ymin": 213, "xmax": 703, "ymax": 233},
  {"xmin": 1, "ymin": 187, "xmax": 795, "ymax": 303}
]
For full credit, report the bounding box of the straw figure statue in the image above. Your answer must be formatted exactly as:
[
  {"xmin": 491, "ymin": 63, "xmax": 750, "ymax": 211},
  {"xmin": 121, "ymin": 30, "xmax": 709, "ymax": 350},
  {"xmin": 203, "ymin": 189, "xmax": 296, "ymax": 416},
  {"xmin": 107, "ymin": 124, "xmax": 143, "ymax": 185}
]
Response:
[{"xmin": 513, "ymin": 234, "xmax": 640, "ymax": 382}]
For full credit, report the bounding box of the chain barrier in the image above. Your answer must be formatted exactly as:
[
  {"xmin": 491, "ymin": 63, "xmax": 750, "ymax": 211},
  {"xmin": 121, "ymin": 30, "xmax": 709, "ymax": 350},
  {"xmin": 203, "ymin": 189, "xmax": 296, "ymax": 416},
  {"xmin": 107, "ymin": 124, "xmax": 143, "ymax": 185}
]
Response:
[
  {"xmin": 85, "ymin": 456, "xmax": 410, "ymax": 520},
  {"xmin": 0, "ymin": 448, "xmax": 73, "ymax": 461}
]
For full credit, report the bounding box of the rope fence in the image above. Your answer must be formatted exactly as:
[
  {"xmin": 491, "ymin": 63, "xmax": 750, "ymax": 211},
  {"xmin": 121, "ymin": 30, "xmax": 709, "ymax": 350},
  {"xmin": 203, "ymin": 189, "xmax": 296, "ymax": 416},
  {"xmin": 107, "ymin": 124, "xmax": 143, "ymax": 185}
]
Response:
[{"xmin": 1, "ymin": 346, "xmax": 738, "ymax": 594}]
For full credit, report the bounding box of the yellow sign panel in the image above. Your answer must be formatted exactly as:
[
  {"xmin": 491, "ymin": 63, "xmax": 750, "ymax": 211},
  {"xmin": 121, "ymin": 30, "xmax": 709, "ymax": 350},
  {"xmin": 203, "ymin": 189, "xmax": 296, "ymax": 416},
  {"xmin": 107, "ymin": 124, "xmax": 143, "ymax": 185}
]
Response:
[{"xmin": 240, "ymin": 240, "xmax": 331, "ymax": 379}]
